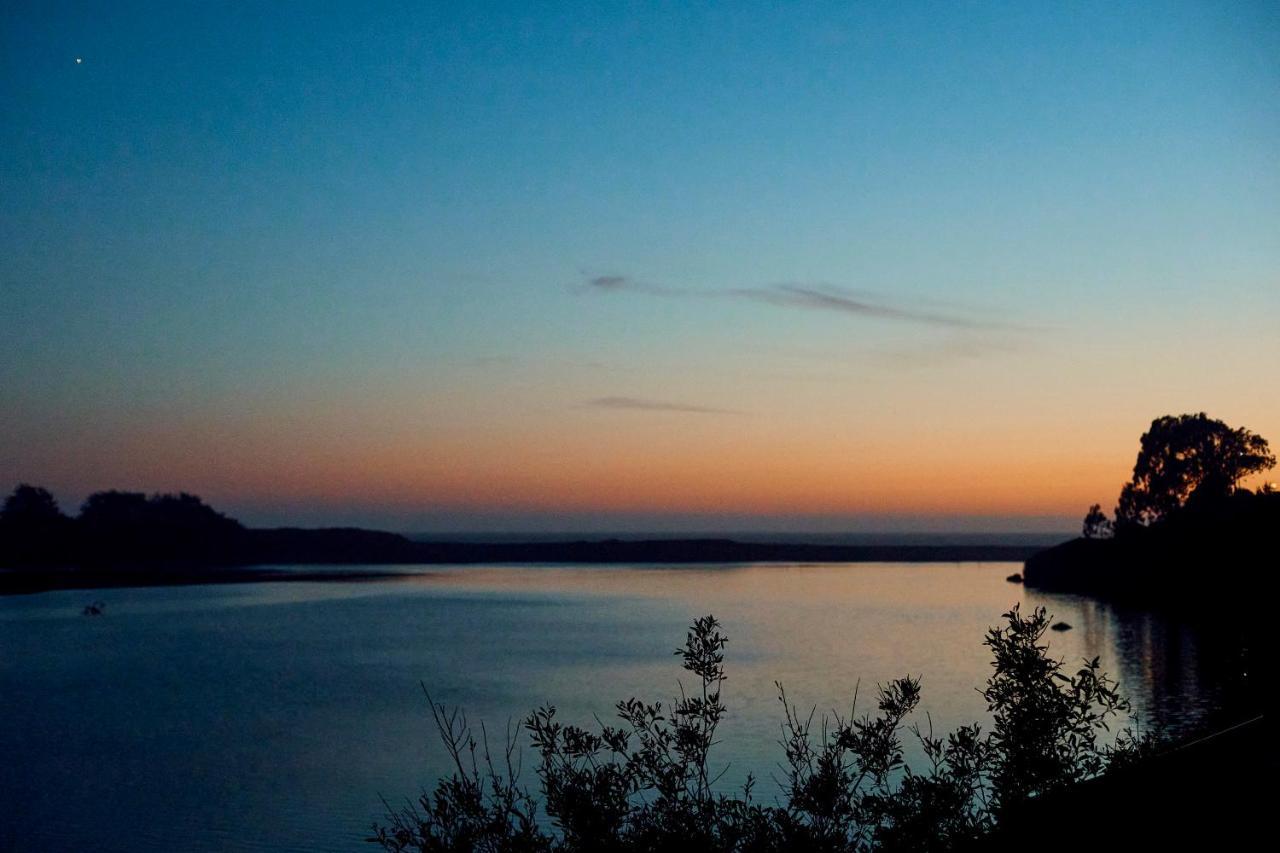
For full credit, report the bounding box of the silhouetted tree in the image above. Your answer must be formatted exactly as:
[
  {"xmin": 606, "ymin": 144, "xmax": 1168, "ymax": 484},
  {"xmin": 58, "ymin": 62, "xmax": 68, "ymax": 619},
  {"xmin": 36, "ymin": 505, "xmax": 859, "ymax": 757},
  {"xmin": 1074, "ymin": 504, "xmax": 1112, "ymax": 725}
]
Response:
[
  {"xmin": 1081, "ymin": 504, "xmax": 1113, "ymax": 539},
  {"xmin": 79, "ymin": 490, "xmax": 240, "ymax": 531},
  {"xmin": 1115, "ymin": 413, "xmax": 1274, "ymax": 527},
  {"xmin": 78, "ymin": 490, "xmax": 244, "ymax": 562},
  {"xmin": 78, "ymin": 490, "xmax": 151, "ymax": 529},
  {"xmin": 981, "ymin": 607, "xmax": 1129, "ymax": 815},
  {"xmin": 0, "ymin": 484, "xmax": 73, "ymax": 565},
  {"xmin": 1, "ymin": 484, "xmax": 64, "ymax": 526}
]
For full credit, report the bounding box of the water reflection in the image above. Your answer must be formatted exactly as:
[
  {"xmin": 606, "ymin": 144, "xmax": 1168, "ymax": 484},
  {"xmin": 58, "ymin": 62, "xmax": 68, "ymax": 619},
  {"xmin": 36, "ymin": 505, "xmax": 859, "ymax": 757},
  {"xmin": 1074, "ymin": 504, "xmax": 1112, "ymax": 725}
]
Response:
[
  {"xmin": 0, "ymin": 563, "xmax": 1236, "ymax": 852},
  {"xmin": 1026, "ymin": 587, "xmax": 1252, "ymax": 735}
]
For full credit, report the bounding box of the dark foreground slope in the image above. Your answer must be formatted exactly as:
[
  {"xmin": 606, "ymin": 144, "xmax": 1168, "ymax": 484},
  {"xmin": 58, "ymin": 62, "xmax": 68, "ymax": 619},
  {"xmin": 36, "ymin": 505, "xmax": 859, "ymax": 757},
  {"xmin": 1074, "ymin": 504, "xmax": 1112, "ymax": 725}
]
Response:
[{"xmin": 979, "ymin": 715, "xmax": 1269, "ymax": 852}]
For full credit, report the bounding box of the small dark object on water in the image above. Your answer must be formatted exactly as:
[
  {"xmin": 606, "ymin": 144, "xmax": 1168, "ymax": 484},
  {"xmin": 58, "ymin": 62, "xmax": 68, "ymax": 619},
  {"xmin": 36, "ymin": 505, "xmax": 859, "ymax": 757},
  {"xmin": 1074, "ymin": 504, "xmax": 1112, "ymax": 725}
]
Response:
[
  {"xmin": 1051, "ymin": 621, "xmax": 1072, "ymax": 631},
  {"xmin": 1006, "ymin": 573, "xmax": 1023, "ymax": 583},
  {"xmin": 82, "ymin": 601, "xmax": 104, "ymax": 616}
]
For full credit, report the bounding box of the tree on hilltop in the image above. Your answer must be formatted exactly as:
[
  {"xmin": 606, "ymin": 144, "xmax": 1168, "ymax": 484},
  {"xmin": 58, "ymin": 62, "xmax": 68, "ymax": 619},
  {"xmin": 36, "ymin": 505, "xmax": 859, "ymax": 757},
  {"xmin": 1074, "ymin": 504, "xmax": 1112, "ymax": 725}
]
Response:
[{"xmin": 1114, "ymin": 413, "xmax": 1274, "ymax": 527}]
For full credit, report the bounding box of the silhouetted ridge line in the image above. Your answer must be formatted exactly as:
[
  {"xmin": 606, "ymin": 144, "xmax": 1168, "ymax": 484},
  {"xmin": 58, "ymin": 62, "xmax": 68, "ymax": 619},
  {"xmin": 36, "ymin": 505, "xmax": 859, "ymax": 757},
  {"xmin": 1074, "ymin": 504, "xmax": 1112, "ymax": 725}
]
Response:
[{"xmin": 0, "ymin": 484, "xmax": 1039, "ymax": 594}]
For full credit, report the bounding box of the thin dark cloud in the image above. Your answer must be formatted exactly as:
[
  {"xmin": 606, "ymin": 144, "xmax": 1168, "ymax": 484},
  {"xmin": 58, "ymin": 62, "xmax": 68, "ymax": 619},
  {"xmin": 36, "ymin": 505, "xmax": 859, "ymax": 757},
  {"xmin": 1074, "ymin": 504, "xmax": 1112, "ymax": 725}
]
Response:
[
  {"xmin": 587, "ymin": 274, "xmax": 632, "ymax": 291},
  {"xmin": 586, "ymin": 396, "xmax": 745, "ymax": 415},
  {"xmin": 581, "ymin": 274, "xmax": 1027, "ymax": 331},
  {"xmin": 586, "ymin": 277, "xmax": 632, "ymax": 294},
  {"xmin": 582, "ymin": 274, "xmax": 683, "ymax": 296},
  {"xmin": 725, "ymin": 284, "xmax": 1022, "ymax": 330}
]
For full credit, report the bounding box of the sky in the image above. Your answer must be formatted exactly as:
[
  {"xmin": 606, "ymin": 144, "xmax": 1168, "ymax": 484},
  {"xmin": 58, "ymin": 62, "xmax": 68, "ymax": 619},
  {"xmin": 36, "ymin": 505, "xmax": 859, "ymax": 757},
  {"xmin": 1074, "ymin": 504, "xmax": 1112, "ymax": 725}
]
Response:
[{"xmin": 2, "ymin": 1, "xmax": 1278, "ymax": 533}]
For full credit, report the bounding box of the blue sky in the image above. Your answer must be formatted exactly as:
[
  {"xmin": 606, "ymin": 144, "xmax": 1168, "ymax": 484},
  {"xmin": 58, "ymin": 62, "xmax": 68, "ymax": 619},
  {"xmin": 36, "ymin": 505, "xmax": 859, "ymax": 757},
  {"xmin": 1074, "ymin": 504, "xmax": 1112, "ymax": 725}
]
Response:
[{"xmin": 3, "ymin": 1, "xmax": 1278, "ymax": 531}]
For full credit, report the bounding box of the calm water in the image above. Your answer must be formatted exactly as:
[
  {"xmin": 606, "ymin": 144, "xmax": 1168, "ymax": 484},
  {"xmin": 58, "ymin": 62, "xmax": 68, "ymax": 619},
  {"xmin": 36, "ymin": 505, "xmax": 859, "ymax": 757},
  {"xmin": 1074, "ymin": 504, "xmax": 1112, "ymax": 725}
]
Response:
[{"xmin": 0, "ymin": 563, "xmax": 1228, "ymax": 852}]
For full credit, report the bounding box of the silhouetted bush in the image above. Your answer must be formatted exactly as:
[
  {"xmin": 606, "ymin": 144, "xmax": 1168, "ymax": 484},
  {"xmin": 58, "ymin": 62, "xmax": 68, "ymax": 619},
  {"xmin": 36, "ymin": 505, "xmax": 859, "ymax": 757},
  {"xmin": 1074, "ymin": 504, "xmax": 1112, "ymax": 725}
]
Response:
[{"xmin": 371, "ymin": 607, "xmax": 1158, "ymax": 852}]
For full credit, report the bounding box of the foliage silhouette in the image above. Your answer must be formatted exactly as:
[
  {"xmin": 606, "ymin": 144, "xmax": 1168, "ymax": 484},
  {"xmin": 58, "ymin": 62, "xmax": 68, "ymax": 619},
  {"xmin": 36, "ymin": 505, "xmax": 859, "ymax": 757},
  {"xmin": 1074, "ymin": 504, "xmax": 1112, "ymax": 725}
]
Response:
[
  {"xmin": 1080, "ymin": 504, "xmax": 1112, "ymax": 539},
  {"xmin": 0, "ymin": 483, "xmax": 73, "ymax": 564},
  {"xmin": 371, "ymin": 608, "xmax": 1155, "ymax": 852},
  {"xmin": 1114, "ymin": 413, "xmax": 1273, "ymax": 528},
  {"xmin": 1032, "ymin": 414, "xmax": 1278, "ymax": 615},
  {"xmin": 1, "ymin": 483, "xmax": 65, "ymax": 525},
  {"xmin": 0, "ymin": 484, "xmax": 251, "ymax": 569},
  {"xmin": 1045, "ymin": 412, "xmax": 1276, "ymax": 625},
  {"xmin": 77, "ymin": 490, "xmax": 245, "ymax": 562}
]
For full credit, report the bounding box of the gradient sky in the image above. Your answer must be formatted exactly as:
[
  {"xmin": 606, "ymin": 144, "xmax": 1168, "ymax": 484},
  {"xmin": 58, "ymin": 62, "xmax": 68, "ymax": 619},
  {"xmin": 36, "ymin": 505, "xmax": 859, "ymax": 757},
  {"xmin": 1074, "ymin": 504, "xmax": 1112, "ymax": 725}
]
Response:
[{"xmin": 3, "ymin": 1, "xmax": 1278, "ymax": 532}]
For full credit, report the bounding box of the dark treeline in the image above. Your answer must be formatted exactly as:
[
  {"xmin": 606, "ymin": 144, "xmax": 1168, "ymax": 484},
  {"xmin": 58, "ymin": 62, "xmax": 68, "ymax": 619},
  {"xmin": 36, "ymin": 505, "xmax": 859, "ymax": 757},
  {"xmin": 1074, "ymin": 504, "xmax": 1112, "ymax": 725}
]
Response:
[
  {"xmin": 0, "ymin": 486, "xmax": 246, "ymax": 567},
  {"xmin": 0, "ymin": 485, "xmax": 425, "ymax": 579},
  {"xmin": 0, "ymin": 484, "xmax": 1038, "ymax": 595}
]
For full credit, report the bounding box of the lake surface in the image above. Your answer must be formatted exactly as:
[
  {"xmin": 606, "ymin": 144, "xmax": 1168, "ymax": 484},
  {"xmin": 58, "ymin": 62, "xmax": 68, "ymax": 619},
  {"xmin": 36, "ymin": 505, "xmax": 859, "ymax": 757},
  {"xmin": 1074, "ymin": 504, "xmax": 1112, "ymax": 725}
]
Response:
[{"xmin": 0, "ymin": 562, "xmax": 1230, "ymax": 852}]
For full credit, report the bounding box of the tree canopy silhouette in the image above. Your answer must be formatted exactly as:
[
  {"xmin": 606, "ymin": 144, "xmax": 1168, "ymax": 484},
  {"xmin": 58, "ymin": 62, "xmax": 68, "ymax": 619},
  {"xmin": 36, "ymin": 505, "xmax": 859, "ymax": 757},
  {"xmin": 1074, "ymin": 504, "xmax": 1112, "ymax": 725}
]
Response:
[
  {"xmin": 1, "ymin": 484, "xmax": 65, "ymax": 526},
  {"xmin": 1081, "ymin": 504, "xmax": 1112, "ymax": 539},
  {"xmin": 78, "ymin": 490, "xmax": 244, "ymax": 561},
  {"xmin": 0, "ymin": 484, "xmax": 73, "ymax": 563},
  {"xmin": 1115, "ymin": 413, "xmax": 1274, "ymax": 527},
  {"xmin": 78, "ymin": 490, "xmax": 241, "ymax": 531}
]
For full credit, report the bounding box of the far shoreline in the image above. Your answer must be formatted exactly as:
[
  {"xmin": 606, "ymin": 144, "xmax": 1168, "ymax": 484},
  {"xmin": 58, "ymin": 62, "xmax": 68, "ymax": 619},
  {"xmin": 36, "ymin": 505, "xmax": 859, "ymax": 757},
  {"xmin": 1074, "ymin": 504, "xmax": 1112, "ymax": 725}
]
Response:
[
  {"xmin": 0, "ymin": 537, "xmax": 1042, "ymax": 596},
  {"xmin": 0, "ymin": 566, "xmax": 418, "ymax": 596}
]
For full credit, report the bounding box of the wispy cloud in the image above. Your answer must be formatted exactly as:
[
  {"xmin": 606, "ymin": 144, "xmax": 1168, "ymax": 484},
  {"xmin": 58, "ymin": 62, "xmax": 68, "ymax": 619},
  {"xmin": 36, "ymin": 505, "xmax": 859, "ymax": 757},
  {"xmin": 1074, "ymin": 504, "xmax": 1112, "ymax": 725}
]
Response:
[
  {"xmin": 585, "ymin": 396, "xmax": 745, "ymax": 415},
  {"xmin": 586, "ymin": 274, "xmax": 631, "ymax": 290},
  {"xmin": 581, "ymin": 275, "xmax": 1027, "ymax": 331},
  {"xmin": 727, "ymin": 284, "xmax": 1018, "ymax": 330},
  {"xmin": 582, "ymin": 274, "xmax": 681, "ymax": 297}
]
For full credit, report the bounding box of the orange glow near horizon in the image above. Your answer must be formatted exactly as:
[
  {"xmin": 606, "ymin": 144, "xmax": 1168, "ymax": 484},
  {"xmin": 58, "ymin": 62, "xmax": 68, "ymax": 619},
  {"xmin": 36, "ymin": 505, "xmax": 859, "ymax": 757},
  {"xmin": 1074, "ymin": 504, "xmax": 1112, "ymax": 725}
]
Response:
[
  {"xmin": 20, "ymin": 386, "xmax": 1277, "ymax": 528},
  {"xmin": 9, "ymin": 314, "xmax": 1279, "ymax": 529}
]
